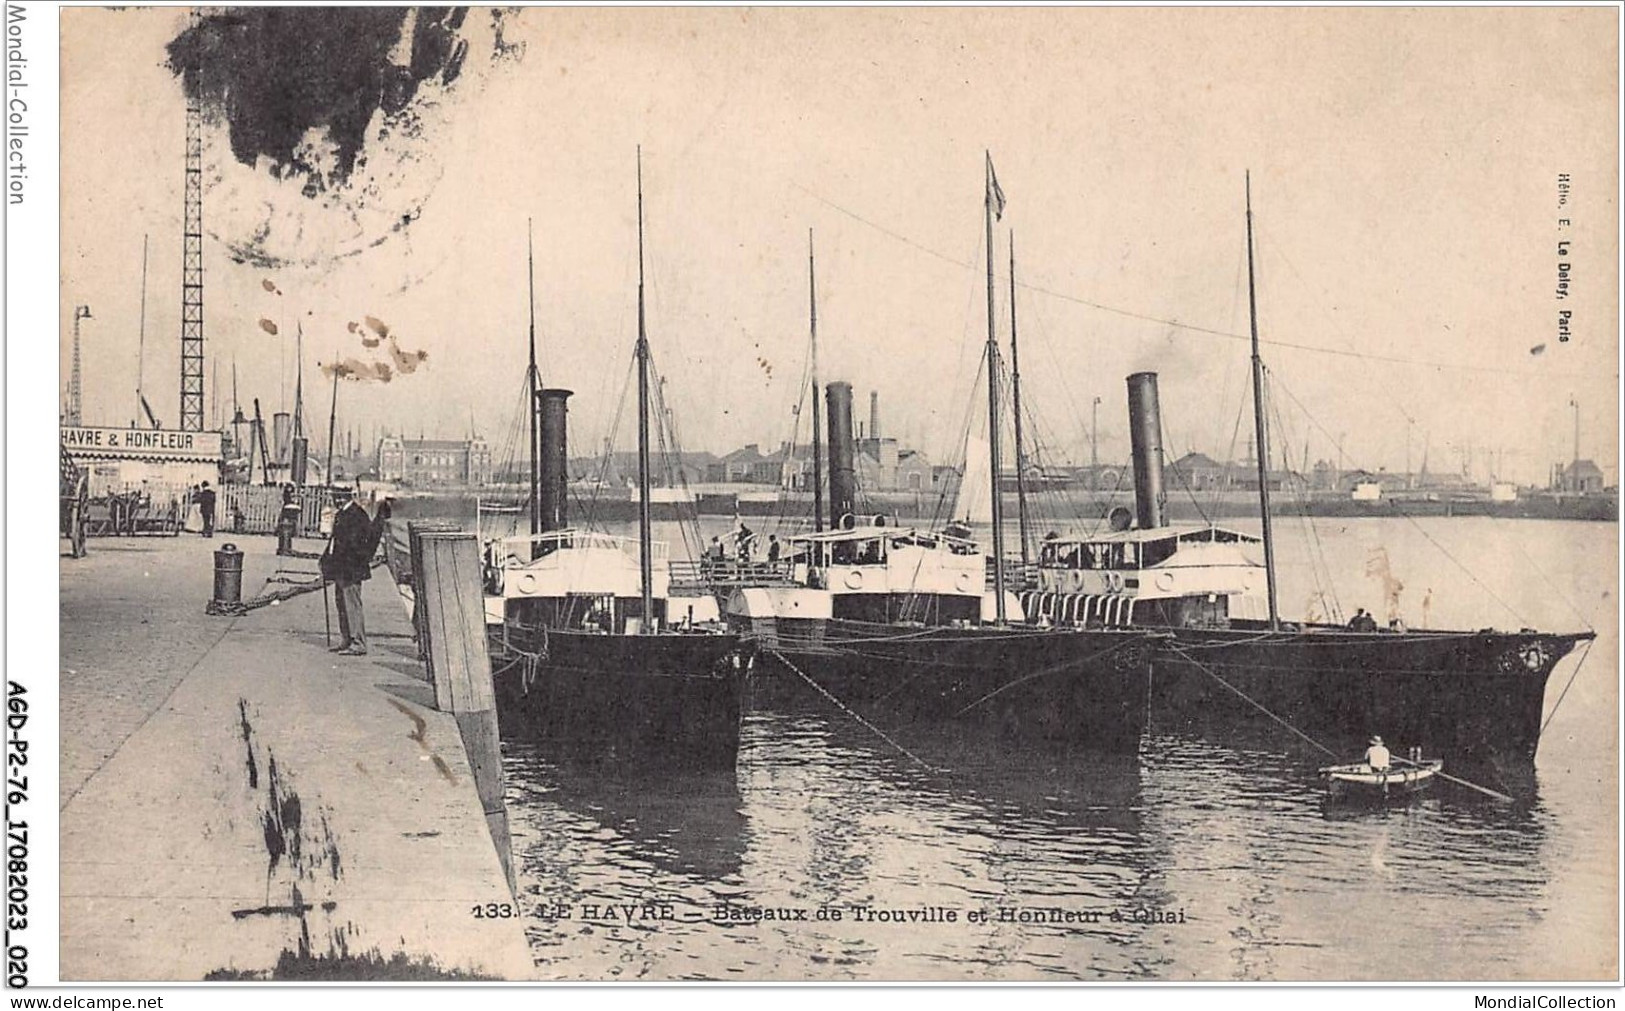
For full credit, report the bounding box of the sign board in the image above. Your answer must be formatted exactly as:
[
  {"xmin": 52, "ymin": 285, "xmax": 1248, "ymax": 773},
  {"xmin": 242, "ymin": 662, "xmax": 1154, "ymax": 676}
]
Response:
[{"xmin": 61, "ymin": 427, "xmax": 223, "ymax": 460}]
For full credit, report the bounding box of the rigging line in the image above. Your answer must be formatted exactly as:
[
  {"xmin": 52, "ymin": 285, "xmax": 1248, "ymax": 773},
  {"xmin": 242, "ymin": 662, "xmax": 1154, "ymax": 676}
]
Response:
[
  {"xmin": 1540, "ymin": 639, "xmax": 1595, "ymax": 737},
  {"xmin": 1256, "ymin": 224, "xmax": 1594, "ymax": 392},
  {"xmin": 1268, "ymin": 386, "xmax": 1339, "ymax": 623},
  {"xmin": 796, "ymin": 181, "xmax": 1591, "ymax": 380},
  {"xmin": 1486, "ymin": 512, "xmax": 1597, "ymax": 634},
  {"xmin": 1267, "ymin": 368, "xmax": 1531, "ymax": 627},
  {"xmin": 1022, "ymin": 289, "xmax": 1100, "ymax": 474},
  {"xmin": 1160, "ymin": 404, "xmax": 1211, "ymax": 526}
]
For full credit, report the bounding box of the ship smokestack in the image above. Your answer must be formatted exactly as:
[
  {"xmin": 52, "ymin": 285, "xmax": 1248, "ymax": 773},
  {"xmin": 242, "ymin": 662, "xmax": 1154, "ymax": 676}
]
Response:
[
  {"xmin": 1126, "ymin": 371, "xmax": 1166, "ymax": 530},
  {"xmin": 870, "ymin": 390, "xmax": 880, "ymax": 441},
  {"xmin": 273, "ymin": 412, "xmax": 292, "ymax": 465},
  {"xmin": 826, "ymin": 381, "xmax": 857, "ymax": 527},
  {"xmin": 290, "ymin": 437, "xmax": 309, "ymax": 485},
  {"xmin": 538, "ymin": 388, "xmax": 572, "ymax": 532}
]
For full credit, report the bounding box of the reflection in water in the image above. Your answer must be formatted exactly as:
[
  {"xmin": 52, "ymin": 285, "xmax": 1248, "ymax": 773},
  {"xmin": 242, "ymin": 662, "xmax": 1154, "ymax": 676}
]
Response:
[{"xmin": 503, "ymin": 694, "xmax": 1576, "ymax": 980}]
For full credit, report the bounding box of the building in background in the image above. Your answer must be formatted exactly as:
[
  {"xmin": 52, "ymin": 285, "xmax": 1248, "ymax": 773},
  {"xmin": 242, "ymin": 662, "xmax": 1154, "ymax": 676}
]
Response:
[{"xmin": 377, "ymin": 435, "xmax": 492, "ymax": 486}]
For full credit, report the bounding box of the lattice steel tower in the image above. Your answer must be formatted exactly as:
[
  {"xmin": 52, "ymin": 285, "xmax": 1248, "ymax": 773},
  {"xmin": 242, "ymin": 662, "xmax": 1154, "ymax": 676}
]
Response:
[
  {"xmin": 178, "ymin": 19, "xmax": 205, "ymax": 433},
  {"xmin": 67, "ymin": 305, "xmax": 91, "ymax": 426}
]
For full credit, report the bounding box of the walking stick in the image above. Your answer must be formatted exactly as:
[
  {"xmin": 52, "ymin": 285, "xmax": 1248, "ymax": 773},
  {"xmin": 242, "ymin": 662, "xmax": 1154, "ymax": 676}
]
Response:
[{"xmin": 323, "ymin": 577, "xmax": 332, "ymax": 648}]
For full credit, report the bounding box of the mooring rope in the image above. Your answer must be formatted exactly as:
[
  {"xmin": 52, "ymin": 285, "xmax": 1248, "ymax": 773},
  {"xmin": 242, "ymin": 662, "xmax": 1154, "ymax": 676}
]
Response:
[
  {"xmin": 1164, "ymin": 644, "xmax": 1338, "ymax": 758},
  {"xmin": 1166, "ymin": 643, "xmax": 1516, "ymax": 803},
  {"xmin": 950, "ymin": 638, "xmax": 1138, "ymax": 717},
  {"xmin": 1540, "ymin": 638, "xmax": 1595, "ymax": 737},
  {"xmin": 205, "ymin": 558, "xmax": 386, "ymax": 617},
  {"xmin": 768, "ymin": 648, "xmax": 941, "ymax": 772}
]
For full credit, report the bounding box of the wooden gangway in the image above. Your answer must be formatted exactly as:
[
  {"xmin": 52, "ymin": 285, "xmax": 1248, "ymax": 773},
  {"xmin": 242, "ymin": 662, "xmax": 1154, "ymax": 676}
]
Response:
[{"xmin": 668, "ymin": 559, "xmax": 798, "ymax": 596}]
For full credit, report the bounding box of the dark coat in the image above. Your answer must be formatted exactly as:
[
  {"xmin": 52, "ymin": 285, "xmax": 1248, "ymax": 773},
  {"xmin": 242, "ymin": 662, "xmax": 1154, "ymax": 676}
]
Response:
[{"xmin": 327, "ymin": 501, "xmax": 374, "ymax": 583}]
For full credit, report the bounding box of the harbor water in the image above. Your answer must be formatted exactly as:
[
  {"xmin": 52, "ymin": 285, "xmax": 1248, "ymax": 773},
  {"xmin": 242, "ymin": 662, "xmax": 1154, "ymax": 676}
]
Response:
[{"xmin": 470, "ymin": 511, "xmax": 1616, "ymax": 980}]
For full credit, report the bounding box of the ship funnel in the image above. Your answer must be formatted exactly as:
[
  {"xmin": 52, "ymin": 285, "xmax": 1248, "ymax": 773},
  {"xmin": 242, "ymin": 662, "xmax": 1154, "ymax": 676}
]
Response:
[
  {"xmin": 826, "ymin": 381, "xmax": 857, "ymax": 528},
  {"xmin": 1126, "ymin": 372, "xmax": 1166, "ymax": 530},
  {"xmin": 538, "ymin": 388, "xmax": 573, "ymax": 532}
]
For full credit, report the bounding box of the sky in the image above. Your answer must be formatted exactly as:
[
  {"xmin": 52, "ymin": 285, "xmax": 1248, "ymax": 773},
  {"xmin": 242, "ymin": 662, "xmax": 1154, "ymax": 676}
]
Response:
[{"xmin": 59, "ymin": 6, "xmax": 1619, "ymax": 487}]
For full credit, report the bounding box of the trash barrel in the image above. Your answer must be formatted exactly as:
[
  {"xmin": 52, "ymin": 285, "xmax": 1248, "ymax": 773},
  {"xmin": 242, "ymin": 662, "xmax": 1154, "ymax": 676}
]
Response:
[{"xmin": 213, "ymin": 543, "xmax": 244, "ymax": 605}]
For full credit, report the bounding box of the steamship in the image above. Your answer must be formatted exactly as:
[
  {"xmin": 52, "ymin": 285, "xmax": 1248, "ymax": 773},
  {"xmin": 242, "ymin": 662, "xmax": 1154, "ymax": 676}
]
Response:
[
  {"xmin": 1019, "ymin": 182, "xmax": 1593, "ymax": 770},
  {"xmin": 481, "ymin": 166, "xmax": 749, "ymax": 766},
  {"xmin": 726, "ymin": 278, "xmax": 1162, "ymax": 751}
]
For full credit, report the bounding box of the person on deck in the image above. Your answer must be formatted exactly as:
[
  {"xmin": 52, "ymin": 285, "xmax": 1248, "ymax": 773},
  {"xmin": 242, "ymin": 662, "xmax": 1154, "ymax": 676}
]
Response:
[
  {"xmin": 767, "ymin": 535, "xmax": 781, "ymax": 563},
  {"xmin": 324, "ymin": 491, "xmax": 376, "ymax": 656},
  {"xmin": 1364, "ymin": 735, "xmax": 1391, "ymax": 772}
]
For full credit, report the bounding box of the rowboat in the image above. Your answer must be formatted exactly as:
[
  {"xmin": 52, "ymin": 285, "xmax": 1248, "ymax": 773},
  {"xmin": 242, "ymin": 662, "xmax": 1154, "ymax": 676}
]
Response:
[{"xmin": 1319, "ymin": 760, "xmax": 1443, "ymax": 803}]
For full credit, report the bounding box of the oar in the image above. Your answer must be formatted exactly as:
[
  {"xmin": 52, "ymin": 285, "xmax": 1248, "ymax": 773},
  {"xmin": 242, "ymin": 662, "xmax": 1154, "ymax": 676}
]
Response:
[{"xmin": 1391, "ymin": 755, "xmax": 1515, "ymax": 804}]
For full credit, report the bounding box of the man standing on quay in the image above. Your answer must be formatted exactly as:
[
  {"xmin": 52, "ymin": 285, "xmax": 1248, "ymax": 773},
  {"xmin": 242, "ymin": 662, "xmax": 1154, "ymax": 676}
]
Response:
[
  {"xmin": 325, "ymin": 490, "xmax": 375, "ymax": 656},
  {"xmin": 198, "ymin": 481, "xmax": 217, "ymax": 538}
]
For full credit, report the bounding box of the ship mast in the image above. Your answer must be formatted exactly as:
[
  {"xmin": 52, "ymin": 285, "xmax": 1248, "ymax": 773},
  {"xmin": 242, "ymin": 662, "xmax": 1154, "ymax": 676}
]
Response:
[
  {"xmin": 1009, "ymin": 232, "xmax": 1031, "ymax": 567},
  {"xmin": 635, "ymin": 149, "xmax": 655, "ymax": 629},
  {"xmin": 984, "ymin": 152, "xmax": 1007, "ymax": 624},
  {"xmin": 809, "ymin": 229, "xmax": 824, "ymax": 533},
  {"xmin": 1245, "ymin": 171, "xmax": 1280, "ymax": 630},
  {"xmin": 527, "ymin": 219, "xmax": 540, "ymax": 536}
]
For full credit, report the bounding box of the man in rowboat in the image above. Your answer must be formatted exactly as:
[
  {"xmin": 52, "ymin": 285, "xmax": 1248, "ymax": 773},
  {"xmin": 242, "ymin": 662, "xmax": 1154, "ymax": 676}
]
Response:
[{"xmin": 1364, "ymin": 735, "xmax": 1391, "ymax": 772}]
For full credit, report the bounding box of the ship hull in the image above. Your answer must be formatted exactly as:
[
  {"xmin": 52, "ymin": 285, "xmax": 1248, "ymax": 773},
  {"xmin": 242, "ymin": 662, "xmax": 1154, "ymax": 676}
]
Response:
[
  {"xmin": 1152, "ymin": 624, "xmax": 1592, "ymax": 767},
  {"xmin": 490, "ymin": 626, "xmax": 751, "ymax": 768},
  {"xmin": 749, "ymin": 621, "xmax": 1157, "ymax": 753}
]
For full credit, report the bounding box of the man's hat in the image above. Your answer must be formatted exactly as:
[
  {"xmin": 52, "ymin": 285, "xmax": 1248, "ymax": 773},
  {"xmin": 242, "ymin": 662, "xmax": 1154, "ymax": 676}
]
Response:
[{"xmin": 1369, "ymin": 735, "xmax": 1384, "ymax": 746}]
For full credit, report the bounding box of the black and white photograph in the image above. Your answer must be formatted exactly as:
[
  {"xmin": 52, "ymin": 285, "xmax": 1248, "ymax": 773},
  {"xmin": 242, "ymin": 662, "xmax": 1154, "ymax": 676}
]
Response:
[{"xmin": 16, "ymin": 2, "xmax": 1622, "ymax": 992}]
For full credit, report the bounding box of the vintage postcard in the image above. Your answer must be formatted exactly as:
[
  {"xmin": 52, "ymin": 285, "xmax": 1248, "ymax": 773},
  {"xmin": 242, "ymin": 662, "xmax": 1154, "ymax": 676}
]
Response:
[{"xmin": 14, "ymin": 2, "xmax": 1621, "ymax": 996}]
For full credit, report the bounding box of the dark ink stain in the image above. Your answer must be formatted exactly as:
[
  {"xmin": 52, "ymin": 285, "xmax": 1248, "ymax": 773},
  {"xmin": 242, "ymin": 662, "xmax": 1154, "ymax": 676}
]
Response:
[
  {"xmin": 1529, "ymin": 343, "xmax": 1547, "ymax": 356},
  {"xmin": 237, "ymin": 698, "xmax": 258, "ymax": 790},
  {"xmin": 320, "ymin": 358, "xmax": 396, "ymax": 384},
  {"xmin": 386, "ymin": 340, "xmax": 428, "ymax": 375},
  {"xmin": 206, "ymin": 949, "xmax": 498, "ymax": 982},
  {"xmin": 403, "ymin": 831, "xmax": 441, "ymax": 839},
  {"xmin": 389, "ymin": 697, "xmax": 428, "ymax": 745},
  {"xmin": 261, "ymin": 752, "xmax": 291, "ymax": 878},
  {"xmin": 388, "ymin": 697, "xmax": 456, "ymax": 784},
  {"xmin": 259, "ymin": 318, "xmax": 280, "ymax": 336},
  {"xmin": 166, "ymin": 8, "xmax": 484, "ymax": 191},
  {"xmin": 364, "ymin": 315, "xmax": 391, "ymax": 339},
  {"xmin": 262, "ymin": 279, "xmax": 282, "ymax": 295},
  {"xmin": 320, "ymin": 811, "xmax": 344, "ymax": 882},
  {"xmin": 231, "ymin": 898, "xmax": 321, "ymax": 920},
  {"xmin": 431, "ymin": 754, "xmax": 457, "ymax": 785}
]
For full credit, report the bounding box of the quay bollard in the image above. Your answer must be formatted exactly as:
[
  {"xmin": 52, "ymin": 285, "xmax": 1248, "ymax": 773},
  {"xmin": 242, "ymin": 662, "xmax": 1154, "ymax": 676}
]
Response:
[{"xmin": 212, "ymin": 543, "xmax": 245, "ymax": 606}]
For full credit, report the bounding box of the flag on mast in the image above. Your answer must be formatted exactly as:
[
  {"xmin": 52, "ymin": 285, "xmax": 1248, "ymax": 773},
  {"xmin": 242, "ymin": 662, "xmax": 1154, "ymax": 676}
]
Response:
[{"xmin": 986, "ymin": 152, "xmax": 1007, "ymax": 221}]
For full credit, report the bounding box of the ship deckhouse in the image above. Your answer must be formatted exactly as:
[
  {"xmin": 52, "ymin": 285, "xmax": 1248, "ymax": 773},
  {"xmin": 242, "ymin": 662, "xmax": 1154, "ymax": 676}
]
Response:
[
  {"xmin": 730, "ymin": 518, "xmax": 1024, "ymax": 629},
  {"xmin": 1028, "ymin": 524, "xmax": 1266, "ymax": 628}
]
